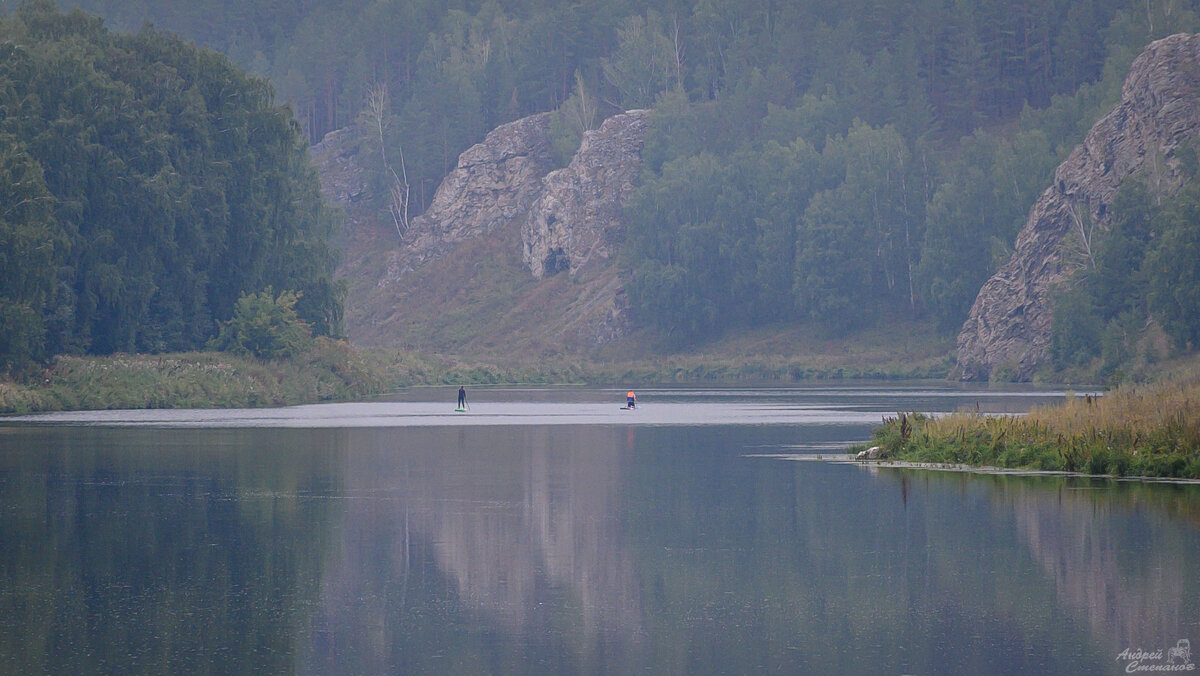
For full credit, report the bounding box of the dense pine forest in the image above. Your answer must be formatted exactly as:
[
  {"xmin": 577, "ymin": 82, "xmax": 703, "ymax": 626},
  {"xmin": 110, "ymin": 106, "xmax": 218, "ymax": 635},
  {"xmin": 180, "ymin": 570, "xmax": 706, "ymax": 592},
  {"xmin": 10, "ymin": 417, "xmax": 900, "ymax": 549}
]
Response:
[{"xmin": 4, "ymin": 0, "xmax": 1200, "ymax": 379}]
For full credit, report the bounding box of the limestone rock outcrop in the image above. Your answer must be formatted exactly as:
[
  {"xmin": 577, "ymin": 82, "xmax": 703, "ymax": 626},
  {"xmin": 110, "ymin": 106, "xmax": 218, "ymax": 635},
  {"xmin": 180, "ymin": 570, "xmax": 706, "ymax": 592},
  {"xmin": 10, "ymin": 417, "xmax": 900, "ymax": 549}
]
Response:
[
  {"xmin": 312, "ymin": 108, "xmax": 652, "ymax": 350},
  {"xmin": 956, "ymin": 33, "xmax": 1200, "ymax": 380},
  {"xmin": 402, "ymin": 112, "xmax": 554, "ymax": 267},
  {"xmin": 523, "ymin": 109, "xmax": 651, "ymax": 279},
  {"xmin": 309, "ymin": 127, "xmax": 368, "ymax": 206}
]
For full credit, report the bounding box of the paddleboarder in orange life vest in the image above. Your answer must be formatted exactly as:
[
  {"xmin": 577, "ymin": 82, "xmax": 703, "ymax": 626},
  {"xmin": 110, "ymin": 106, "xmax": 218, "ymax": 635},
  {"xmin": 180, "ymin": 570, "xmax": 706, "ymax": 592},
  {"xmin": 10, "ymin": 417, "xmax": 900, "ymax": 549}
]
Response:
[{"xmin": 626, "ymin": 390, "xmax": 637, "ymax": 409}]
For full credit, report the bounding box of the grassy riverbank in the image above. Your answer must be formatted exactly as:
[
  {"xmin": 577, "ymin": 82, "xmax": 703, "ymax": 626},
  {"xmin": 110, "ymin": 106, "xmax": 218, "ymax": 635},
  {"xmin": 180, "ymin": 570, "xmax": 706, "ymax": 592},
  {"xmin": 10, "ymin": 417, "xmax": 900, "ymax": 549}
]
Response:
[
  {"xmin": 0, "ymin": 348, "xmax": 943, "ymax": 415},
  {"xmin": 0, "ymin": 323, "xmax": 955, "ymax": 414},
  {"xmin": 863, "ymin": 377, "xmax": 1200, "ymax": 479},
  {"xmin": 0, "ymin": 339, "xmax": 589, "ymax": 414}
]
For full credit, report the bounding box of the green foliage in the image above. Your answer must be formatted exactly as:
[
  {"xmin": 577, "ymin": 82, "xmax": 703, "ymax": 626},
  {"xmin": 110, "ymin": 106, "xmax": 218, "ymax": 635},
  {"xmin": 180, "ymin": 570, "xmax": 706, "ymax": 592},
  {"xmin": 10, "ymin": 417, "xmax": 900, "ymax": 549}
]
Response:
[
  {"xmin": 917, "ymin": 127, "xmax": 1063, "ymax": 330},
  {"xmin": 1048, "ymin": 159, "xmax": 1200, "ymax": 377},
  {"xmin": 1050, "ymin": 283, "xmax": 1102, "ymax": 367},
  {"xmin": 210, "ymin": 289, "xmax": 313, "ymax": 360},
  {"xmin": 0, "ymin": 3, "xmax": 342, "ymax": 371},
  {"xmin": 9, "ymin": 0, "xmax": 1200, "ymax": 355},
  {"xmin": 615, "ymin": 0, "xmax": 1194, "ymax": 344},
  {"xmin": 624, "ymin": 152, "xmax": 730, "ymax": 339},
  {"xmin": 628, "ymin": 115, "xmax": 927, "ymax": 340},
  {"xmin": 602, "ymin": 11, "xmax": 679, "ymax": 110},
  {"xmin": 1146, "ymin": 179, "xmax": 1200, "ymax": 350},
  {"xmin": 796, "ymin": 122, "xmax": 925, "ymax": 329},
  {"xmin": 29, "ymin": 0, "xmax": 1182, "ymax": 219},
  {"xmin": 639, "ymin": 86, "xmax": 707, "ymax": 173},
  {"xmin": 0, "ymin": 132, "xmax": 63, "ymax": 372},
  {"xmin": 548, "ymin": 71, "xmax": 598, "ymax": 168}
]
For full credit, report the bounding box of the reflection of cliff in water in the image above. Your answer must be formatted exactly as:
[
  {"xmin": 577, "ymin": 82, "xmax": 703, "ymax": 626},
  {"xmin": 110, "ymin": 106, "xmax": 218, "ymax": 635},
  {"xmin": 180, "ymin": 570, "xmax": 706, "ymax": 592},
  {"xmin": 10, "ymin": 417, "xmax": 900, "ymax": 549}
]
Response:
[
  {"xmin": 1006, "ymin": 480, "xmax": 1200, "ymax": 648},
  {"xmin": 302, "ymin": 425, "xmax": 643, "ymax": 672}
]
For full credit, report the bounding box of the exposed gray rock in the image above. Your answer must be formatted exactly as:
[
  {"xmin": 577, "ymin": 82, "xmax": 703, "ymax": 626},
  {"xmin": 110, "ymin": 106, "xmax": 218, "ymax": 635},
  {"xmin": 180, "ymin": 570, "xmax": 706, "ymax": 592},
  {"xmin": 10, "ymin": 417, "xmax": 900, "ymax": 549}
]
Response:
[
  {"xmin": 313, "ymin": 108, "xmax": 652, "ymax": 349},
  {"xmin": 523, "ymin": 110, "xmax": 651, "ymax": 279},
  {"xmin": 855, "ymin": 446, "xmax": 885, "ymax": 460},
  {"xmin": 957, "ymin": 33, "xmax": 1200, "ymax": 380},
  {"xmin": 402, "ymin": 112, "xmax": 554, "ymax": 267},
  {"xmin": 309, "ymin": 127, "xmax": 368, "ymax": 205}
]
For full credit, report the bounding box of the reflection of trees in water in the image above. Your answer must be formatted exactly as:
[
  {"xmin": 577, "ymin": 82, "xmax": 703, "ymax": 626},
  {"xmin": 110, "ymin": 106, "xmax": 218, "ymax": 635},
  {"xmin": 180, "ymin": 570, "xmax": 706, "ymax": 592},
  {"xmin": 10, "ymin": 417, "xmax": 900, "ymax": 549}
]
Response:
[
  {"xmin": 0, "ymin": 427, "xmax": 343, "ymax": 674},
  {"xmin": 828, "ymin": 467, "xmax": 1197, "ymax": 673},
  {"xmin": 1006, "ymin": 480, "xmax": 1200, "ymax": 649},
  {"xmin": 878, "ymin": 470, "xmax": 1200, "ymax": 655},
  {"xmin": 292, "ymin": 431, "xmax": 1200, "ymax": 672},
  {"xmin": 302, "ymin": 426, "xmax": 643, "ymax": 673}
]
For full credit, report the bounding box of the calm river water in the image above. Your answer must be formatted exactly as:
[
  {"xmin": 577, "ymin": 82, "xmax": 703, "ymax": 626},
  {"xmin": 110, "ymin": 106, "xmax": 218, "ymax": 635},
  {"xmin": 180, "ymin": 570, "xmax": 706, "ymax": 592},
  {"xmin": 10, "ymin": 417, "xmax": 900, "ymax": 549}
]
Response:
[{"xmin": 0, "ymin": 383, "xmax": 1197, "ymax": 674}]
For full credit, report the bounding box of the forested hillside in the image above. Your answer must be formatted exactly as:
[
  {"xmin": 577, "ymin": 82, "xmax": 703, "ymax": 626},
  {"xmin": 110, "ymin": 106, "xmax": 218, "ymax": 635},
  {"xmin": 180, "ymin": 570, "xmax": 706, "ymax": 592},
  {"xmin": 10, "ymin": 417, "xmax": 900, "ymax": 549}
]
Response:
[
  {"xmin": 1053, "ymin": 154, "xmax": 1200, "ymax": 380},
  {"xmin": 5, "ymin": 0, "xmax": 1200, "ymax": 377},
  {"xmin": 0, "ymin": 2, "xmax": 341, "ymax": 372}
]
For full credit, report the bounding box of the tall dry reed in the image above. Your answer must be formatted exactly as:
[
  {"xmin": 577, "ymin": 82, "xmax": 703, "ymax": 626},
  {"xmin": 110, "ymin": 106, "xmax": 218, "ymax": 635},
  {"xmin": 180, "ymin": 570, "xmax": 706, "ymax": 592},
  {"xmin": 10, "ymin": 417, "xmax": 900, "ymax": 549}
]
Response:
[{"xmin": 867, "ymin": 379, "xmax": 1200, "ymax": 478}]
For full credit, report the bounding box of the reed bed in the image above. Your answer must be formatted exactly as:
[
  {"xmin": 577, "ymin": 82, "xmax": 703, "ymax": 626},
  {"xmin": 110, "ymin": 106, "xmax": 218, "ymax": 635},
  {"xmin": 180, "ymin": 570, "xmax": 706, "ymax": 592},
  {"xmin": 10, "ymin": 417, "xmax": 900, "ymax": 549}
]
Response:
[{"xmin": 866, "ymin": 380, "xmax": 1200, "ymax": 479}]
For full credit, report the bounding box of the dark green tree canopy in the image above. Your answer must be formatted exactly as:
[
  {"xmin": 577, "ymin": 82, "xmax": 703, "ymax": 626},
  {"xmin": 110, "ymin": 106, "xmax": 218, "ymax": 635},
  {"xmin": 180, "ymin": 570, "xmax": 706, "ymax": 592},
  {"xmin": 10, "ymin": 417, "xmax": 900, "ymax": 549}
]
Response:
[
  {"xmin": 1049, "ymin": 147, "xmax": 1200, "ymax": 378},
  {"xmin": 0, "ymin": 1, "xmax": 341, "ymax": 371},
  {"xmin": 7, "ymin": 0, "xmax": 1200, "ymax": 360}
]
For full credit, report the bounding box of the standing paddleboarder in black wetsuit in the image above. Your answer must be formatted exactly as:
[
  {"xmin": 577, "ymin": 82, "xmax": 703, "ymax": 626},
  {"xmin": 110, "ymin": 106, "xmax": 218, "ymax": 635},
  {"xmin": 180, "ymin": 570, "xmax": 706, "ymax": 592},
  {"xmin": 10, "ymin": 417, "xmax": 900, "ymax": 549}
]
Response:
[{"xmin": 458, "ymin": 386, "xmax": 467, "ymax": 409}]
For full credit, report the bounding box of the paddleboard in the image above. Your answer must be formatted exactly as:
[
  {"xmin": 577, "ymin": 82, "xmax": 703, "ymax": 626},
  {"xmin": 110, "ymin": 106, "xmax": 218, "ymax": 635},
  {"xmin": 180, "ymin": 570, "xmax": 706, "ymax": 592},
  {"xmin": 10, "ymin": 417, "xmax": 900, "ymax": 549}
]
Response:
[{"xmin": 455, "ymin": 407, "xmax": 467, "ymax": 412}]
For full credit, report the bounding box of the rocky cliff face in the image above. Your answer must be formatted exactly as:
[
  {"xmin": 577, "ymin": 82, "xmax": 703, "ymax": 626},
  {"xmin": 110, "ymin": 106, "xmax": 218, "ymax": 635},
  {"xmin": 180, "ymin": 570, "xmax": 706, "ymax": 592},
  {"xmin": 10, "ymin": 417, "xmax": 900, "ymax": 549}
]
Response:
[
  {"xmin": 402, "ymin": 113, "xmax": 554, "ymax": 268},
  {"xmin": 523, "ymin": 110, "xmax": 651, "ymax": 279},
  {"xmin": 957, "ymin": 33, "xmax": 1200, "ymax": 380},
  {"xmin": 312, "ymin": 109, "xmax": 651, "ymax": 351}
]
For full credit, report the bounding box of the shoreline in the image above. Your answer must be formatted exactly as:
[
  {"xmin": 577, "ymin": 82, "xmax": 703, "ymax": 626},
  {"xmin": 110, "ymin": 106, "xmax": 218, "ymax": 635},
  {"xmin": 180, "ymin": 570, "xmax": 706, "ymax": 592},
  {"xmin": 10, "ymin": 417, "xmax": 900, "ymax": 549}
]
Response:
[
  {"xmin": 760, "ymin": 453, "xmax": 1200, "ymax": 484},
  {"xmin": 0, "ymin": 347, "xmax": 953, "ymax": 415}
]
